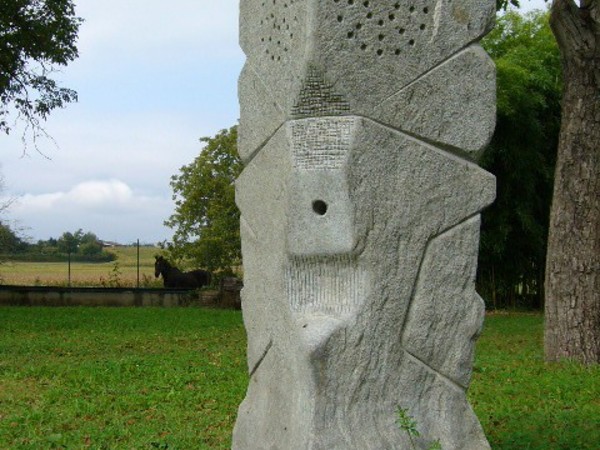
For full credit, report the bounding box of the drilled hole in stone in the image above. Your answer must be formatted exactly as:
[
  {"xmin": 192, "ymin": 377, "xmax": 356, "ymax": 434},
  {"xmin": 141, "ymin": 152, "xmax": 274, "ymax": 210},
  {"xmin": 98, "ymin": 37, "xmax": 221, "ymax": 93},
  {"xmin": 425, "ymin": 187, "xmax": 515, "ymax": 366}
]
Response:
[
  {"xmin": 409, "ymin": 39, "xmax": 415, "ymax": 46},
  {"xmin": 360, "ymin": 43, "xmax": 368, "ymax": 50},
  {"xmin": 377, "ymin": 48, "xmax": 383, "ymax": 56},
  {"xmin": 366, "ymin": 12, "xmax": 373, "ymax": 19},
  {"xmin": 420, "ymin": 23, "xmax": 426, "ymax": 30},
  {"xmin": 347, "ymin": 30, "xmax": 355, "ymax": 38},
  {"xmin": 423, "ymin": 6, "xmax": 429, "ymax": 13},
  {"xmin": 389, "ymin": 13, "xmax": 395, "ymax": 21},
  {"xmin": 356, "ymin": 23, "xmax": 362, "ymax": 29},
  {"xmin": 378, "ymin": 34, "xmax": 385, "ymax": 41},
  {"xmin": 395, "ymin": 48, "xmax": 401, "ymax": 55},
  {"xmin": 337, "ymin": 15, "xmax": 343, "ymax": 22},
  {"xmin": 312, "ymin": 200, "xmax": 328, "ymax": 216},
  {"xmin": 363, "ymin": 0, "xmax": 369, "ymax": 6}
]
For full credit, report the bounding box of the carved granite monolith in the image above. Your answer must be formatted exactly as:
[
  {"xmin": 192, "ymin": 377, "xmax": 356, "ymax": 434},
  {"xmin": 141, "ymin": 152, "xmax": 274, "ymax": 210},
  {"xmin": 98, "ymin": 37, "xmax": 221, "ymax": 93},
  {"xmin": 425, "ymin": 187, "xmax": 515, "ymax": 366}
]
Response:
[{"xmin": 233, "ymin": 1, "xmax": 496, "ymax": 449}]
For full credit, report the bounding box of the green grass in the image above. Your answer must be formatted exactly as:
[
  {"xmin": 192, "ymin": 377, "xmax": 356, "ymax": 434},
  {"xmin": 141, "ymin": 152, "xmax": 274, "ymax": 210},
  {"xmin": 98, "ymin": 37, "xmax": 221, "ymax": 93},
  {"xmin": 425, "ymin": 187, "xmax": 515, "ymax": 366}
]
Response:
[
  {"xmin": 0, "ymin": 309, "xmax": 598, "ymax": 449},
  {"xmin": 470, "ymin": 313, "xmax": 600, "ymax": 449},
  {"xmin": 0, "ymin": 308, "xmax": 247, "ymax": 449}
]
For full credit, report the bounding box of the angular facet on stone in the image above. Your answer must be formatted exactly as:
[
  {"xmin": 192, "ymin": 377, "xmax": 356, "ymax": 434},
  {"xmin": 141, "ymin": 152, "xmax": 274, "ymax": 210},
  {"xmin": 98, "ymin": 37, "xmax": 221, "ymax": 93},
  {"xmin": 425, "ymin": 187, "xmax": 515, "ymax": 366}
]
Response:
[{"xmin": 237, "ymin": 0, "xmax": 496, "ymax": 157}]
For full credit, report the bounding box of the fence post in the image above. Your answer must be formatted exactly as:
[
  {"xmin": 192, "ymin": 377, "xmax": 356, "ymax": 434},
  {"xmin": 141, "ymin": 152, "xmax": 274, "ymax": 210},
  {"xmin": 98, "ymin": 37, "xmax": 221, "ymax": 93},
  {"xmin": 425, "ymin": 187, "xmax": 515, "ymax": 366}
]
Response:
[
  {"xmin": 67, "ymin": 251, "xmax": 71, "ymax": 287},
  {"xmin": 136, "ymin": 239, "xmax": 140, "ymax": 288}
]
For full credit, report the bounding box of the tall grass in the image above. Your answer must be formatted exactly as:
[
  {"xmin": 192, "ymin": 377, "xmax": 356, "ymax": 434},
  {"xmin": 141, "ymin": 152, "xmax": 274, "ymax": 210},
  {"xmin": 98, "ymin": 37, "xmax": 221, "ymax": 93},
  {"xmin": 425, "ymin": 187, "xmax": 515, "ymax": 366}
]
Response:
[
  {"xmin": 0, "ymin": 309, "xmax": 598, "ymax": 449},
  {"xmin": 1, "ymin": 247, "xmax": 161, "ymax": 287}
]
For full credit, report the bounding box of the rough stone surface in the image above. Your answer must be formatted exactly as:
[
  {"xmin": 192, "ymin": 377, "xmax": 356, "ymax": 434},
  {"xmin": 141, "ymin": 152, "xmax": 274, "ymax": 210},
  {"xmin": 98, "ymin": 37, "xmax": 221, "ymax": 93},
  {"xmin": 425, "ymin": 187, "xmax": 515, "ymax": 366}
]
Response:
[
  {"xmin": 234, "ymin": 0, "xmax": 496, "ymax": 449},
  {"xmin": 237, "ymin": 0, "xmax": 496, "ymax": 162}
]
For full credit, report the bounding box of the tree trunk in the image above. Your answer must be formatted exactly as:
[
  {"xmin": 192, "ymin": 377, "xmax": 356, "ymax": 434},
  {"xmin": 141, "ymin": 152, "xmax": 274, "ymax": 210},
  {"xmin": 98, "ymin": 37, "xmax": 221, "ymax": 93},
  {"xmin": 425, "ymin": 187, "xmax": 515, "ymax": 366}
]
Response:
[{"xmin": 545, "ymin": 0, "xmax": 600, "ymax": 365}]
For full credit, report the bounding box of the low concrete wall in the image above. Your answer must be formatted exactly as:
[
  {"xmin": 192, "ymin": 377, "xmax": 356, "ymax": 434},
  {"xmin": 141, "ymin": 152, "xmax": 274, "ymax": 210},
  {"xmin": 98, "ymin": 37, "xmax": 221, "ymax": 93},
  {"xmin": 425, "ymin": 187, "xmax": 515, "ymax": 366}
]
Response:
[{"xmin": 0, "ymin": 285, "xmax": 237, "ymax": 308}]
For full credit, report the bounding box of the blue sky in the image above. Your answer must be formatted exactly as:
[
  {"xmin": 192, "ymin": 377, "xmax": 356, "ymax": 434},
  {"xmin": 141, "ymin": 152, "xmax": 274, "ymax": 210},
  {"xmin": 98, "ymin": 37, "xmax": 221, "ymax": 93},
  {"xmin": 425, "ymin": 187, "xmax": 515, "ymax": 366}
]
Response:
[{"xmin": 1, "ymin": 0, "xmax": 548, "ymax": 244}]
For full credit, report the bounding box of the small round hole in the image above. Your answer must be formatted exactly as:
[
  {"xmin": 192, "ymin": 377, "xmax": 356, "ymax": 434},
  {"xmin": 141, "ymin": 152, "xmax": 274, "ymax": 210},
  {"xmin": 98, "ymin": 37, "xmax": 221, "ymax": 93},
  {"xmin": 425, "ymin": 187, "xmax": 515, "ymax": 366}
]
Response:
[{"xmin": 312, "ymin": 200, "xmax": 328, "ymax": 216}]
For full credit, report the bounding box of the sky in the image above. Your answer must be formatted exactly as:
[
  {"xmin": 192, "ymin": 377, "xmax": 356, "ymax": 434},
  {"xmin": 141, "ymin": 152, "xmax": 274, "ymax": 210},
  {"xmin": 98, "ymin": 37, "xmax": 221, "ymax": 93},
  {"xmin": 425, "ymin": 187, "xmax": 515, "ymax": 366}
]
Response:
[{"xmin": 1, "ymin": 0, "xmax": 549, "ymax": 245}]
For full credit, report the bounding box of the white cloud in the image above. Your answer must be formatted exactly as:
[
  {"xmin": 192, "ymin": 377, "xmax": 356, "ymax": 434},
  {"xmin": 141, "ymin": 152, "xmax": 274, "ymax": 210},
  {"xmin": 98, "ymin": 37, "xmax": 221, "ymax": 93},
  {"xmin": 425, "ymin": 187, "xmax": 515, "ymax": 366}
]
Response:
[{"xmin": 6, "ymin": 180, "xmax": 174, "ymax": 243}]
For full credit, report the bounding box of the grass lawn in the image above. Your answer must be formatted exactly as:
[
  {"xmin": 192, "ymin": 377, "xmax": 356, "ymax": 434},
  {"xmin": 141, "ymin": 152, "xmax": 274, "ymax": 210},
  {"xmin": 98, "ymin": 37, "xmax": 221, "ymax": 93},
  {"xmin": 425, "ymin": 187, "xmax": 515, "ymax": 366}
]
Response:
[
  {"xmin": 0, "ymin": 308, "xmax": 247, "ymax": 449},
  {"xmin": 470, "ymin": 312, "xmax": 600, "ymax": 449},
  {"xmin": 0, "ymin": 309, "xmax": 598, "ymax": 449}
]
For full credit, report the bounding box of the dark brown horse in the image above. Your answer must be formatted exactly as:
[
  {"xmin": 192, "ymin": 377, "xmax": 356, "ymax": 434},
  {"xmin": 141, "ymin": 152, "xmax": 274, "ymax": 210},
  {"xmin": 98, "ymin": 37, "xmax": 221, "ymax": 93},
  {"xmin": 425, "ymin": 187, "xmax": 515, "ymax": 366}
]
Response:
[{"xmin": 154, "ymin": 256, "xmax": 212, "ymax": 289}]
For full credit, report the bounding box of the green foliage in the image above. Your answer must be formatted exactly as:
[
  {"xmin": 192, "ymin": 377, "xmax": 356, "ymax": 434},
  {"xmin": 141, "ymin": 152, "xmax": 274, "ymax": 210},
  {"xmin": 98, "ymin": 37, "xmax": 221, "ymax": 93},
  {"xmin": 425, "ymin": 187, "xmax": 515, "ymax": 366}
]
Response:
[
  {"xmin": 1, "ymin": 251, "xmax": 116, "ymax": 263},
  {"xmin": 0, "ymin": 228, "xmax": 116, "ymax": 263},
  {"xmin": 103, "ymin": 261, "xmax": 123, "ymax": 287},
  {"xmin": 165, "ymin": 126, "xmax": 242, "ymax": 275},
  {"xmin": 478, "ymin": 10, "xmax": 561, "ymax": 309},
  {"xmin": 396, "ymin": 407, "xmax": 442, "ymax": 450},
  {"xmin": 0, "ymin": 221, "xmax": 27, "ymax": 254},
  {"xmin": 0, "ymin": 0, "xmax": 81, "ymax": 137}
]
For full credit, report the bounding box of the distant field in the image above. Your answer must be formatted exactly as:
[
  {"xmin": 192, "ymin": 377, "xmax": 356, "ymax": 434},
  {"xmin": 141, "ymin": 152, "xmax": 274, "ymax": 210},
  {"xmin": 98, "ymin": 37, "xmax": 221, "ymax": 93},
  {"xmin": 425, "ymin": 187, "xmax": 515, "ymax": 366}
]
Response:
[{"xmin": 0, "ymin": 246, "xmax": 162, "ymax": 287}]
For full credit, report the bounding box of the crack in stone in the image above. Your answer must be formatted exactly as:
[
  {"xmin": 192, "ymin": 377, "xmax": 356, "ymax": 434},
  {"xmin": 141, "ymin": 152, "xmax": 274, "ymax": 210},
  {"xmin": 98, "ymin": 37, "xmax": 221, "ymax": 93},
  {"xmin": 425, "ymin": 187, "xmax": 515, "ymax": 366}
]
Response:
[{"xmin": 249, "ymin": 339, "xmax": 273, "ymax": 378}]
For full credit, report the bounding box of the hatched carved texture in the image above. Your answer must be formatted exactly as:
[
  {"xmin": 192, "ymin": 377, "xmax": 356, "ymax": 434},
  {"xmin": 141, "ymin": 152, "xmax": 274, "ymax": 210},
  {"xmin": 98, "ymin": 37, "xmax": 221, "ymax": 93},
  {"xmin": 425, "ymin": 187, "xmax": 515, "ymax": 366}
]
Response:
[
  {"xmin": 291, "ymin": 66, "xmax": 351, "ymax": 118},
  {"xmin": 290, "ymin": 117, "xmax": 355, "ymax": 169},
  {"xmin": 286, "ymin": 255, "xmax": 366, "ymax": 315}
]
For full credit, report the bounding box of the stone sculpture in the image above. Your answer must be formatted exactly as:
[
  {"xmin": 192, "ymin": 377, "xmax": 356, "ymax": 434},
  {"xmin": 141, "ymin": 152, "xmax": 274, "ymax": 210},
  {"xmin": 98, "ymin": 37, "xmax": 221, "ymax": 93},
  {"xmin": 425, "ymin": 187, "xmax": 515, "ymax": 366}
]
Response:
[{"xmin": 233, "ymin": 1, "xmax": 496, "ymax": 448}]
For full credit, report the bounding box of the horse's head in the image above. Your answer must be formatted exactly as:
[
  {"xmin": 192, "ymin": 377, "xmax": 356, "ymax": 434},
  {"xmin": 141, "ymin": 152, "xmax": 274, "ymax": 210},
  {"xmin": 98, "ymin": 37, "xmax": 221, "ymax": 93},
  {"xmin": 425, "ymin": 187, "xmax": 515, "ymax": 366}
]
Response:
[{"xmin": 155, "ymin": 255, "xmax": 167, "ymax": 278}]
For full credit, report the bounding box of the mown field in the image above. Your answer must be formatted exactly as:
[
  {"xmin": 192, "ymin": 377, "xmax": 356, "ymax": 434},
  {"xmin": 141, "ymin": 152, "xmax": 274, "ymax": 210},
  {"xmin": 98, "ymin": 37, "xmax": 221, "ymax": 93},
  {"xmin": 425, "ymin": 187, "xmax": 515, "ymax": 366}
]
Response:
[
  {"xmin": 0, "ymin": 310, "xmax": 598, "ymax": 449},
  {"xmin": 0, "ymin": 247, "xmax": 162, "ymax": 287}
]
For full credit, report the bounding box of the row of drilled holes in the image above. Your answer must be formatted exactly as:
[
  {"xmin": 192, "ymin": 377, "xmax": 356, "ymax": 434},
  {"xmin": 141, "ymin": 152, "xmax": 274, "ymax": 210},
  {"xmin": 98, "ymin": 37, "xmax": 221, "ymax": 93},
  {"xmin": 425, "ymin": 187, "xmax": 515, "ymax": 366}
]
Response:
[{"xmin": 334, "ymin": 0, "xmax": 430, "ymax": 13}]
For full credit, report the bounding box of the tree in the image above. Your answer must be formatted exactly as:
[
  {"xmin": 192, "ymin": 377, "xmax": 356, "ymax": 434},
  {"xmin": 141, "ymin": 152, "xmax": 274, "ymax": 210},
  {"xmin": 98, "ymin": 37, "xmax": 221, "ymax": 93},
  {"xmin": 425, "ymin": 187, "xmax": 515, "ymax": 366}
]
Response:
[
  {"xmin": 478, "ymin": 10, "xmax": 562, "ymax": 309},
  {"xmin": 543, "ymin": 0, "xmax": 599, "ymax": 364},
  {"xmin": 498, "ymin": 0, "xmax": 599, "ymax": 363},
  {"xmin": 57, "ymin": 229, "xmax": 80, "ymax": 254},
  {"xmin": 0, "ymin": 221, "xmax": 26, "ymax": 254},
  {"xmin": 165, "ymin": 126, "xmax": 243, "ymax": 275},
  {"xmin": 0, "ymin": 0, "xmax": 81, "ymax": 143},
  {"xmin": 79, "ymin": 231, "xmax": 102, "ymax": 255}
]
